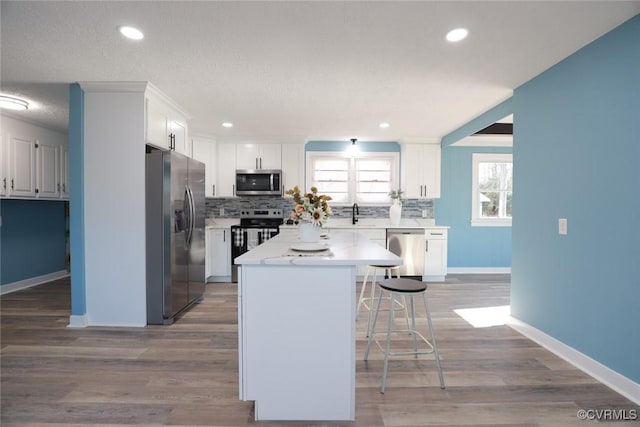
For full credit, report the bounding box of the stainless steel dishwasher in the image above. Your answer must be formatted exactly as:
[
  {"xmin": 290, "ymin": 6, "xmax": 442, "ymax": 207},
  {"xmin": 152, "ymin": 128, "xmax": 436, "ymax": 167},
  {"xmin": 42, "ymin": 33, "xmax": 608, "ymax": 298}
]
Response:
[{"xmin": 386, "ymin": 228, "xmax": 425, "ymax": 277}]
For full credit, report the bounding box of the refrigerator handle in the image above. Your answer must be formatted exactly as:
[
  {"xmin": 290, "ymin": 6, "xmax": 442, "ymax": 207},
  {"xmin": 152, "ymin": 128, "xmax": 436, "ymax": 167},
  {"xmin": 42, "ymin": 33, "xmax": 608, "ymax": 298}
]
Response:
[
  {"xmin": 186, "ymin": 185, "xmax": 195, "ymax": 247},
  {"xmin": 183, "ymin": 187, "xmax": 191, "ymax": 249}
]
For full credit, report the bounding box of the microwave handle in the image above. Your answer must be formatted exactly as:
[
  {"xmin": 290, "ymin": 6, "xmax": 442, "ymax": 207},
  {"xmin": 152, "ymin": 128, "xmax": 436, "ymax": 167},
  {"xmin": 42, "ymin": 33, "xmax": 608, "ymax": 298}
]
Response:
[{"xmin": 270, "ymin": 173, "xmax": 274, "ymax": 191}]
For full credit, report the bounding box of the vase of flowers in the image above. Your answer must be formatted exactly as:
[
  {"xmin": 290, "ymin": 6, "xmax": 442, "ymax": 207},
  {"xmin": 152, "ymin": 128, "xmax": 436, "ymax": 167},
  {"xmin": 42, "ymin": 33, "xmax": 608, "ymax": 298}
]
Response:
[
  {"xmin": 388, "ymin": 189, "xmax": 403, "ymax": 226},
  {"xmin": 285, "ymin": 186, "xmax": 333, "ymax": 243}
]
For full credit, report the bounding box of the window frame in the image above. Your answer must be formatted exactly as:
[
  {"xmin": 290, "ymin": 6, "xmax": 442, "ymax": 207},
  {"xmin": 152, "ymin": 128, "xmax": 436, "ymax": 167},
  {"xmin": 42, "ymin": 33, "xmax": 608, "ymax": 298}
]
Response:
[
  {"xmin": 306, "ymin": 151, "xmax": 400, "ymax": 206},
  {"xmin": 471, "ymin": 153, "xmax": 513, "ymax": 227}
]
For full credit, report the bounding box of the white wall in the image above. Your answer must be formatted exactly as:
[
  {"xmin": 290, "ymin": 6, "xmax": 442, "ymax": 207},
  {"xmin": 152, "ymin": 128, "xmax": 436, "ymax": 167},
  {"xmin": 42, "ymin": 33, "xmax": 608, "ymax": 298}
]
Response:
[{"xmin": 83, "ymin": 90, "xmax": 146, "ymax": 326}]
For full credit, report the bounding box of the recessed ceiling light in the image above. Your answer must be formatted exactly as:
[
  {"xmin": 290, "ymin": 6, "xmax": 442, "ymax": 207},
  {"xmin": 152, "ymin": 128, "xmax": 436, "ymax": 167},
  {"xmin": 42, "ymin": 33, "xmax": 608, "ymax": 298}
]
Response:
[
  {"xmin": 0, "ymin": 95, "xmax": 29, "ymax": 111},
  {"xmin": 118, "ymin": 25, "xmax": 144, "ymax": 40},
  {"xmin": 222, "ymin": 122, "xmax": 233, "ymax": 128},
  {"xmin": 446, "ymin": 28, "xmax": 468, "ymax": 42},
  {"xmin": 379, "ymin": 122, "xmax": 390, "ymax": 129}
]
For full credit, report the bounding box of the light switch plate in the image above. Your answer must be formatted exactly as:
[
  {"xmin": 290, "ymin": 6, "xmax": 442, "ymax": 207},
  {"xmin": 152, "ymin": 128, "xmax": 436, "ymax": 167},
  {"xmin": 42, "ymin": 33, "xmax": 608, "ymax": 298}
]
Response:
[
  {"xmin": 219, "ymin": 208, "xmax": 225, "ymax": 216},
  {"xmin": 558, "ymin": 218, "xmax": 568, "ymax": 235},
  {"xmin": 422, "ymin": 209, "xmax": 428, "ymax": 218}
]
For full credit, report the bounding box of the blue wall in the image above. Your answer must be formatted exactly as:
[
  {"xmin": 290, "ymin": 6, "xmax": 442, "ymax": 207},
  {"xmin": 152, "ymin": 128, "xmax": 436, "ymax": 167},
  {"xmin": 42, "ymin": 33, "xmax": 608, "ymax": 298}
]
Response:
[
  {"xmin": 435, "ymin": 146, "xmax": 512, "ymax": 268},
  {"xmin": 0, "ymin": 199, "xmax": 67, "ymax": 285},
  {"xmin": 69, "ymin": 83, "xmax": 86, "ymax": 315},
  {"xmin": 511, "ymin": 15, "xmax": 640, "ymax": 382}
]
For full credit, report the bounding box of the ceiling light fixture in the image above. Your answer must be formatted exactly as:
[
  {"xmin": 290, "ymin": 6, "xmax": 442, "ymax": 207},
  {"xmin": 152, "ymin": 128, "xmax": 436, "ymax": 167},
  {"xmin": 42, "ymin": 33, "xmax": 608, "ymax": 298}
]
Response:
[
  {"xmin": 346, "ymin": 138, "xmax": 359, "ymax": 156},
  {"xmin": 0, "ymin": 95, "xmax": 29, "ymax": 111},
  {"xmin": 379, "ymin": 122, "xmax": 390, "ymax": 129},
  {"xmin": 222, "ymin": 122, "xmax": 233, "ymax": 128},
  {"xmin": 118, "ymin": 25, "xmax": 144, "ymax": 40},
  {"xmin": 446, "ymin": 28, "xmax": 468, "ymax": 42}
]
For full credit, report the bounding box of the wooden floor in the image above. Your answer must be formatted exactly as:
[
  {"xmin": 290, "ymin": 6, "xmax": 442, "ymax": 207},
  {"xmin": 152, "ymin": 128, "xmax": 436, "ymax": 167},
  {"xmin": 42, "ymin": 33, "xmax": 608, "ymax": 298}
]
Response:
[{"xmin": 1, "ymin": 275, "xmax": 638, "ymax": 426}]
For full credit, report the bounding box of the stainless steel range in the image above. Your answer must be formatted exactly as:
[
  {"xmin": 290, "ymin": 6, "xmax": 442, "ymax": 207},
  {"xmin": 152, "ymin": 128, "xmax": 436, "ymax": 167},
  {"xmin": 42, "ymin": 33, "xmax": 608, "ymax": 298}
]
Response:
[{"xmin": 231, "ymin": 209, "xmax": 283, "ymax": 282}]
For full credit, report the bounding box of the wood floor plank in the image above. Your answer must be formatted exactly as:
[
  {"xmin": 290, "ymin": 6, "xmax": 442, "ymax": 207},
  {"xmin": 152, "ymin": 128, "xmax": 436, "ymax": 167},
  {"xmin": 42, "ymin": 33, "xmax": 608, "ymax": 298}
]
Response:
[{"xmin": 2, "ymin": 275, "xmax": 638, "ymax": 426}]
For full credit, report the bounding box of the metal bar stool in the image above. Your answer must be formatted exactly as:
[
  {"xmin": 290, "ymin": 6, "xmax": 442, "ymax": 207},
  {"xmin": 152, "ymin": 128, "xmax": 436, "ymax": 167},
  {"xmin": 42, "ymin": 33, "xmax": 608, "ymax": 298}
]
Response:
[
  {"xmin": 364, "ymin": 278, "xmax": 445, "ymax": 393},
  {"xmin": 356, "ymin": 264, "xmax": 409, "ymax": 337}
]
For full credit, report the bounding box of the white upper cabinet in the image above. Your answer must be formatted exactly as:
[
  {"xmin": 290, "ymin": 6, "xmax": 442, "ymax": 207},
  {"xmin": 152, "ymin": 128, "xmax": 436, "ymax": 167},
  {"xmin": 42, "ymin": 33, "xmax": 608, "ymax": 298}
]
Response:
[
  {"xmin": 8, "ymin": 134, "xmax": 37, "ymax": 197},
  {"xmin": 217, "ymin": 143, "xmax": 237, "ymax": 197},
  {"xmin": 59, "ymin": 145, "xmax": 69, "ymax": 198},
  {"xmin": 1, "ymin": 116, "xmax": 69, "ymax": 200},
  {"xmin": 236, "ymin": 143, "xmax": 281, "ymax": 170},
  {"xmin": 281, "ymin": 143, "xmax": 303, "ymax": 195},
  {"xmin": 36, "ymin": 140, "xmax": 60, "ymax": 198},
  {"xmin": 145, "ymin": 88, "xmax": 190, "ymax": 156},
  {"xmin": 191, "ymin": 137, "xmax": 216, "ymax": 198},
  {"xmin": 401, "ymin": 143, "xmax": 441, "ymax": 199}
]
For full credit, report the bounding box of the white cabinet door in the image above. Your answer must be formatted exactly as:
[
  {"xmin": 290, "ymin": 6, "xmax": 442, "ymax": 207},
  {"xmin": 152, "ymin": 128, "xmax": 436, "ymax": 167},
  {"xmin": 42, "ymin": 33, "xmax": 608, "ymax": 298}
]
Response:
[
  {"xmin": 281, "ymin": 143, "xmax": 303, "ymax": 194},
  {"xmin": 236, "ymin": 143, "xmax": 281, "ymax": 170},
  {"xmin": 59, "ymin": 146, "xmax": 69, "ymax": 198},
  {"xmin": 401, "ymin": 143, "xmax": 441, "ymax": 199},
  {"xmin": 207, "ymin": 228, "xmax": 231, "ymax": 280},
  {"xmin": 0, "ymin": 134, "xmax": 6, "ymax": 197},
  {"xmin": 236, "ymin": 144, "xmax": 260, "ymax": 170},
  {"xmin": 8, "ymin": 135, "xmax": 36, "ymax": 197},
  {"xmin": 170, "ymin": 119, "xmax": 189, "ymax": 156},
  {"xmin": 424, "ymin": 228, "xmax": 447, "ymax": 281},
  {"xmin": 217, "ymin": 143, "xmax": 237, "ymax": 197},
  {"xmin": 36, "ymin": 141, "xmax": 59, "ymax": 198},
  {"xmin": 424, "ymin": 238, "xmax": 446, "ymax": 277},
  {"xmin": 145, "ymin": 97, "xmax": 170, "ymax": 150},
  {"xmin": 211, "ymin": 228, "xmax": 231, "ymax": 277},
  {"xmin": 192, "ymin": 138, "xmax": 216, "ymax": 198},
  {"xmin": 259, "ymin": 144, "xmax": 281, "ymax": 170}
]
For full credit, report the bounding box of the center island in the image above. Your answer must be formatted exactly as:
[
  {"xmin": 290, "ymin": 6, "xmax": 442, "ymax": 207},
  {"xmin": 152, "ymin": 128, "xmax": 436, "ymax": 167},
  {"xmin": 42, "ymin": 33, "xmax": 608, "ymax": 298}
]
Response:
[{"xmin": 235, "ymin": 229, "xmax": 401, "ymax": 421}]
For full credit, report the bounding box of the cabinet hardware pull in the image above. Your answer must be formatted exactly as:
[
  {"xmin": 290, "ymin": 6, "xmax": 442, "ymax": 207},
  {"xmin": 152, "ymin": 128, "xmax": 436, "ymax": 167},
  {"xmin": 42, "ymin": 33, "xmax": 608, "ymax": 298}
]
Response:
[
  {"xmin": 11, "ymin": 178, "xmax": 14, "ymax": 190},
  {"xmin": 223, "ymin": 230, "xmax": 226, "ymax": 242},
  {"xmin": 233, "ymin": 184, "xmax": 235, "ymax": 196},
  {"xmin": 35, "ymin": 188, "xmax": 39, "ymax": 194},
  {"xmin": 213, "ymin": 184, "xmax": 215, "ymax": 196},
  {"xmin": 426, "ymin": 240, "xmax": 429, "ymax": 252},
  {"xmin": 57, "ymin": 183, "xmax": 60, "ymax": 192},
  {"xmin": 255, "ymin": 158, "xmax": 258, "ymax": 169},
  {"xmin": 259, "ymin": 157, "xmax": 262, "ymax": 169},
  {"xmin": 3, "ymin": 178, "xmax": 6, "ymax": 189},
  {"xmin": 420, "ymin": 185, "xmax": 423, "ymax": 197},
  {"xmin": 62, "ymin": 183, "xmax": 66, "ymax": 192}
]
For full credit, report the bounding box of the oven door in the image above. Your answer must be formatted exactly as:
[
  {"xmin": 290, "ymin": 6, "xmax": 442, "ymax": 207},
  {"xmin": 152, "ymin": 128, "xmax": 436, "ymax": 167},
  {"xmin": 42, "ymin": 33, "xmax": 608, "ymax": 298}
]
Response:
[
  {"xmin": 235, "ymin": 170, "xmax": 282, "ymax": 196},
  {"xmin": 231, "ymin": 226, "xmax": 279, "ymax": 282}
]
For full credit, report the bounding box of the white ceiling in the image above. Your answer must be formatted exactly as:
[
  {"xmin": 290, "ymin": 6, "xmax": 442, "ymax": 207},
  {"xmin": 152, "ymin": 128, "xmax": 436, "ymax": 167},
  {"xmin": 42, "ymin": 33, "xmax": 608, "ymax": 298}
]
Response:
[{"xmin": 1, "ymin": 1, "xmax": 639, "ymax": 143}]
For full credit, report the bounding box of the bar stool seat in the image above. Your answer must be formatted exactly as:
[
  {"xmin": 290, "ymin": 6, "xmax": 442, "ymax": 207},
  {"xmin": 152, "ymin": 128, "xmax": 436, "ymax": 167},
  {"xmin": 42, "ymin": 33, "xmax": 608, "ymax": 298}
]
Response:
[
  {"xmin": 356, "ymin": 264, "xmax": 408, "ymax": 337},
  {"xmin": 364, "ymin": 278, "xmax": 445, "ymax": 393}
]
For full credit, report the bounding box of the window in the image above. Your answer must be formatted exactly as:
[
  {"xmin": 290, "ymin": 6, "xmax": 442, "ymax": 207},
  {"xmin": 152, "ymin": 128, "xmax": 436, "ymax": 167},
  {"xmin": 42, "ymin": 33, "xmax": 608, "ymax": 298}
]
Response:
[
  {"xmin": 471, "ymin": 153, "xmax": 512, "ymax": 226},
  {"xmin": 306, "ymin": 151, "xmax": 399, "ymax": 205}
]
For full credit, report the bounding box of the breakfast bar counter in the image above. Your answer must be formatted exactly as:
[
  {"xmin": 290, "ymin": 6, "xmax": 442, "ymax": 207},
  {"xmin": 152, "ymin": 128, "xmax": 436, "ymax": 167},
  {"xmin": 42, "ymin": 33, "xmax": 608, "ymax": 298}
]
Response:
[{"xmin": 235, "ymin": 230, "xmax": 401, "ymax": 421}]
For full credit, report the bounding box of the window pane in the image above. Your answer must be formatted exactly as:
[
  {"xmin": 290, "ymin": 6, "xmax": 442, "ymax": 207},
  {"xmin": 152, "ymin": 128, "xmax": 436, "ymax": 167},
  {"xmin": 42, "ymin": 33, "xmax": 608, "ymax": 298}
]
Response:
[
  {"xmin": 314, "ymin": 170, "xmax": 348, "ymax": 181},
  {"xmin": 315, "ymin": 159, "xmax": 349, "ymax": 171},
  {"xmin": 357, "ymin": 170, "xmax": 391, "ymax": 182},
  {"xmin": 478, "ymin": 162, "xmax": 513, "ymax": 191},
  {"xmin": 357, "ymin": 192, "xmax": 390, "ymax": 204},
  {"xmin": 479, "ymin": 191, "xmax": 512, "ymax": 218},
  {"xmin": 356, "ymin": 159, "xmax": 390, "ymax": 170}
]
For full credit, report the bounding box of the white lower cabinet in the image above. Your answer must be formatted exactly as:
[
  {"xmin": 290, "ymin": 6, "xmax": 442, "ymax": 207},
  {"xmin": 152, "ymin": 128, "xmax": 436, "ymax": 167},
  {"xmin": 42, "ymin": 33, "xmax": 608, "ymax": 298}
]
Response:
[
  {"xmin": 424, "ymin": 228, "xmax": 448, "ymax": 281},
  {"xmin": 206, "ymin": 228, "xmax": 231, "ymax": 281}
]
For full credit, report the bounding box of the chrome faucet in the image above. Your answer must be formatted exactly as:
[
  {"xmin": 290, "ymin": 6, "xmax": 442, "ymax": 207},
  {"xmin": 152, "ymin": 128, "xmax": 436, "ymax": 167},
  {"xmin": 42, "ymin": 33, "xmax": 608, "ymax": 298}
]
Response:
[{"xmin": 352, "ymin": 203, "xmax": 359, "ymax": 225}]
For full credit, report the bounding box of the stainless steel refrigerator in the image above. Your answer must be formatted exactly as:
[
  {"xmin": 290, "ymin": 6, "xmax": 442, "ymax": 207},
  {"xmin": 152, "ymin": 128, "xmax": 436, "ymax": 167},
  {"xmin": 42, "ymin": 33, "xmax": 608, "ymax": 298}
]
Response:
[{"xmin": 146, "ymin": 148, "xmax": 206, "ymax": 325}]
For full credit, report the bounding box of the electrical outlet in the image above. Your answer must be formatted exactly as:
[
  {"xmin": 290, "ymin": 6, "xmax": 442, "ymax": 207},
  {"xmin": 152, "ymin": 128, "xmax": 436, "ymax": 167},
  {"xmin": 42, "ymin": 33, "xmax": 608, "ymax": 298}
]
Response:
[
  {"xmin": 422, "ymin": 209, "xmax": 428, "ymax": 218},
  {"xmin": 558, "ymin": 218, "xmax": 568, "ymax": 235},
  {"xmin": 219, "ymin": 208, "xmax": 225, "ymax": 217}
]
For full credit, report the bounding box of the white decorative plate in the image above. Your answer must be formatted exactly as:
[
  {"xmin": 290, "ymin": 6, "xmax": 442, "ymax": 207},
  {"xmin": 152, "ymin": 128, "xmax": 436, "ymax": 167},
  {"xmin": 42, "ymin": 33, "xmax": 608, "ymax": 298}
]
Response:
[{"xmin": 290, "ymin": 242, "xmax": 330, "ymax": 252}]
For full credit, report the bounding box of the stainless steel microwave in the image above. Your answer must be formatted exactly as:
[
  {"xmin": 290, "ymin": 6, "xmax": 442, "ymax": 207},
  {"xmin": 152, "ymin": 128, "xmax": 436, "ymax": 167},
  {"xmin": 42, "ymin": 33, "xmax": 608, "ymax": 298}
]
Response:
[{"xmin": 235, "ymin": 169, "xmax": 282, "ymax": 196}]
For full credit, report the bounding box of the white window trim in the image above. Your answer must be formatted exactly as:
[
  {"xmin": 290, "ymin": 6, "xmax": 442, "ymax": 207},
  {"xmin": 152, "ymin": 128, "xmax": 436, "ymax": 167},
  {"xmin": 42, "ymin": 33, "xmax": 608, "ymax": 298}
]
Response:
[
  {"xmin": 471, "ymin": 153, "xmax": 512, "ymax": 227},
  {"xmin": 305, "ymin": 150, "xmax": 400, "ymax": 206}
]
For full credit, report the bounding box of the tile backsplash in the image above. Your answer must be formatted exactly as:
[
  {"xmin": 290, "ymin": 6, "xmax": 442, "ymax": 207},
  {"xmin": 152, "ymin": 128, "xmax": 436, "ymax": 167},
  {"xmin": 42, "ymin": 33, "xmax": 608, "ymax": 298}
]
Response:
[{"xmin": 206, "ymin": 197, "xmax": 433, "ymax": 219}]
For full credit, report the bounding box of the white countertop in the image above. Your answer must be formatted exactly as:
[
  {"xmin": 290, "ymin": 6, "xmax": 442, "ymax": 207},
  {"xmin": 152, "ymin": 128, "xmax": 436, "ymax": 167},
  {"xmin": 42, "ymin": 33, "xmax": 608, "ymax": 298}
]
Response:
[
  {"xmin": 280, "ymin": 218, "xmax": 447, "ymax": 229},
  {"xmin": 235, "ymin": 230, "xmax": 401, "ymax": 266},
  {"xmin": 207, "ymin": 217, "xmax": 448, "ymax": 230},
  {"xmin": 206, "ymin": 218, "xmax": 240, "ymax": 229}
]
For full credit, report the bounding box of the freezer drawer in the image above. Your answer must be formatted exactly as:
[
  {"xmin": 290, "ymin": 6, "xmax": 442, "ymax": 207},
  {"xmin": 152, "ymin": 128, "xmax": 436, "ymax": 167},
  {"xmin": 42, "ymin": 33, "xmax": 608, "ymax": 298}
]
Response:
[{"xmin": 386, "ymin": 228, "xmax": 425, "ymax": 277}]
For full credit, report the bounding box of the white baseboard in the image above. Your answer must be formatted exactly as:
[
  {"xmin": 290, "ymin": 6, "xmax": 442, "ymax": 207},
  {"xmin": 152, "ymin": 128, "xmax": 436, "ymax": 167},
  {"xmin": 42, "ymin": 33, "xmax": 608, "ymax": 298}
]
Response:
[
  {"xmin": 447, "ymin": 267, "xmax": 511, "ymax": 274},
  {"xmin": 508, "ymin": 316, "xmax": 640, "ymax": 405},
  {"xmin": 0, "ymin": 270, "xmax": 69, "ymax": 295},
  {"xmin": 67, "ymin": 314, "xmax": 88, "ymax": 328}
]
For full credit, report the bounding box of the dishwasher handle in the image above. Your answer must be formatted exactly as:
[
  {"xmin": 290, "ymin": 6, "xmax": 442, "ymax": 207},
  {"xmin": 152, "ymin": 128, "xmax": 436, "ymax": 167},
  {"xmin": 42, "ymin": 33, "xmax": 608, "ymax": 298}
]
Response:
[{"xmin": 387, "ymin": 228, "xmax": 424, "ymax": 235}]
